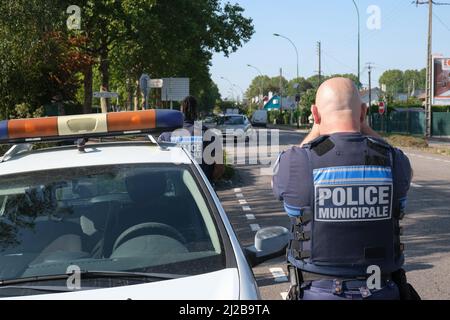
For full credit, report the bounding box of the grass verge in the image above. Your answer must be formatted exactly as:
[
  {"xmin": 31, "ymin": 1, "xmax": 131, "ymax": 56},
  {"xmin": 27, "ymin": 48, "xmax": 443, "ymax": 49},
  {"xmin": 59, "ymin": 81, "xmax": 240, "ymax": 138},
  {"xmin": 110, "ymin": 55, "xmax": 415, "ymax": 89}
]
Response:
[{"xmin": 383, "ymin": 133, "xmax": 450, "ymax": 156}]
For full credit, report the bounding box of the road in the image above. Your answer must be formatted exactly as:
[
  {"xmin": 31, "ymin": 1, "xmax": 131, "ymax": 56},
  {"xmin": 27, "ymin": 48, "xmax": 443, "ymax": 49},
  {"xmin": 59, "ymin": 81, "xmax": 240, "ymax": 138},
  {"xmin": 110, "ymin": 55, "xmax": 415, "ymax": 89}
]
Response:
[{"xmin": 215, "ymin": 128, "xmax": 450, "ymax": 300}]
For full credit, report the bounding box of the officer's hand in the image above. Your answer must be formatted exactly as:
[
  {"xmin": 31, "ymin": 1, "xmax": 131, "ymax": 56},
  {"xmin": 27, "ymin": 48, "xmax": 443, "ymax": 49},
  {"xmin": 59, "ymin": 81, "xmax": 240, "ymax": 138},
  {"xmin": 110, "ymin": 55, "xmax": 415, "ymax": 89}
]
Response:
[{"xmin": 300, "ymin": 123, "xmax": 320, "ymax": 147}]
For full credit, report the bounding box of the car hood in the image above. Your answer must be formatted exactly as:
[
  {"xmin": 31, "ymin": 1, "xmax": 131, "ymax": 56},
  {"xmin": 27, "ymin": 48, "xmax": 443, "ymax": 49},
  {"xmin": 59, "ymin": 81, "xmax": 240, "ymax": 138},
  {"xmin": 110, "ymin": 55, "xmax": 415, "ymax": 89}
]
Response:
[
  {"xmin": 5, "ymin": 268, "xmax": 240, "ymax": 300},
  {"xmin": 216, "ymin": 124, "xmax": 247, "ymax": 131}
]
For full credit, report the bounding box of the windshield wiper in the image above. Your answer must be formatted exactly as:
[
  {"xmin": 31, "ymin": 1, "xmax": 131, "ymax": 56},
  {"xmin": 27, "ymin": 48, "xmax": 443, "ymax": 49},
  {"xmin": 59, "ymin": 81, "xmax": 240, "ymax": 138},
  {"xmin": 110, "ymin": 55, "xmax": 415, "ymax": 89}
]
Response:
[{"xmin": 0, "ymin": 270, "xmax": 184, "ymax": 287}]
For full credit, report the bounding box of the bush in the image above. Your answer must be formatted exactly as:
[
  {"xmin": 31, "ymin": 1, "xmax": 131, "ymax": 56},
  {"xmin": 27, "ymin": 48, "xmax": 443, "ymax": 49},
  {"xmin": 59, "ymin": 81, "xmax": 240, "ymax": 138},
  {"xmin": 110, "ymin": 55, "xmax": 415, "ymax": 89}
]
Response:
[
  {"xmin": 0, "ymin": 144, "xmax": 9, "ymax": 156},
  {"xmin": 9, "ymin": 103, "xmax": 44, "ymax": 119},
  {"xmin": 283, "ymin": 111, "xmax": 290, "ymax": 124}
]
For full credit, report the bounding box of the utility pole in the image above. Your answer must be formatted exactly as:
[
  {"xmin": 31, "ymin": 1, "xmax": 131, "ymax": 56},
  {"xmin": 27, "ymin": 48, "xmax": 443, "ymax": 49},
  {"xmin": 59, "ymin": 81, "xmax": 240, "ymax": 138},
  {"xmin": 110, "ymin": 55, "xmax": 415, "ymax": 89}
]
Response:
[
  {"xmin": 414, "ymin": 0, "xmax": 449, "ymax": 138},
  {"xmin": 367, "ymin": 63, "xmax": 373, "ymax": 125},
  {"xmin": 279, "ymin": 68, "xmax": 283, "ymax": 112},
  {"xmin": 352, "ymin": 0, "xmax": 361, "ymax": 88},
  {"xmin": 425, "ymin": 0, "xmax": 433, "ymax": 138},
  {"xmin": 317, "ymin": 41, "xmax": 322, "ymax": 85}
]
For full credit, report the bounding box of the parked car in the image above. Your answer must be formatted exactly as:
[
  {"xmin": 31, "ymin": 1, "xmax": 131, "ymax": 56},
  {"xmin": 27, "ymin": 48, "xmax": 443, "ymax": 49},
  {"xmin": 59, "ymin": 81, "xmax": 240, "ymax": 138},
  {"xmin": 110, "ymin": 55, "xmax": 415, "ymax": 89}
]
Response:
[
  {"xmin": 215, "ymin": 114, "xmax": 254, "ymax": 142},
  {"xmin": 0, "ymin": 109, "xmax": 288, "ymax": 300},
  {"xmin": 251, "ymin": 110, "xmax": 268, "ymax": 127}
]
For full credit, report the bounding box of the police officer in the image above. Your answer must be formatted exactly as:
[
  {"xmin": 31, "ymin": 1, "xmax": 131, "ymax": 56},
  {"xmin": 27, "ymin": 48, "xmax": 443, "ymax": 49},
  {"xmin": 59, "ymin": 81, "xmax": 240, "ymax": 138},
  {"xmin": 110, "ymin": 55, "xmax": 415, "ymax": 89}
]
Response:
[
  {"xmin": 272, "ymin": 78, "xmax": 419, "ymax": 300},
  {"xmin": 159, "ymin": 96, "xmax": 224, "ymax": 182}
]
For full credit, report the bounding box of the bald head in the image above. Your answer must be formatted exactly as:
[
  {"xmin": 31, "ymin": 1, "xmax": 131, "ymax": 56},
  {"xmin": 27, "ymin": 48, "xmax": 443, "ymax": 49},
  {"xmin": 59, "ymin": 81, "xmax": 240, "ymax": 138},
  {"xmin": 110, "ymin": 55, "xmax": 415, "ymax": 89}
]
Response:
[{"xmin": 312, "ymin": 77, "xmax": 366, "ymax": 135}]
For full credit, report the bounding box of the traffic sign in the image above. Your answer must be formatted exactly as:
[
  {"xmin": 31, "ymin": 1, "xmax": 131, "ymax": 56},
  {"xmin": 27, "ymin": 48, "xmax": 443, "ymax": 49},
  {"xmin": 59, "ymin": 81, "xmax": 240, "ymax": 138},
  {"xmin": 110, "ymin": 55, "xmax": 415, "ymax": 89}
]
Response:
[
  {"xmin": 378, "ymin": 101, "xmax": 386, "ymax": 115},
  {"xmin": 150, "ymin": 79, "xmax": 164, "ymax": 88},
  {"xmin": 140, "ymin": 74, "xmax": 151, "ymax": 109},
  {"xmin": 139, "ymin": 74, "xmax": 151, "ymax": 95},
  {"xmin": 161, "ymin": 78, "xmax": 190, "ymax": 102},
  {"xmin": 93, "ymin": 92, "xmax": 118, "ymax": 99}
]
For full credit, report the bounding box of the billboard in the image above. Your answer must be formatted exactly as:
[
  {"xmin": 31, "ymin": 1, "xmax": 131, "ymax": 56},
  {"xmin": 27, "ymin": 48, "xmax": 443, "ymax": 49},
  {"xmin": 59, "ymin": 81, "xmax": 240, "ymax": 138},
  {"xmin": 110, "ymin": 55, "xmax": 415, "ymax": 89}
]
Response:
[
  {"xmin": 432, "ymin": 56, "xmax": 450, "ymax": 105},
  {"xmin": 161, "ymin": 78, "xmax": 190, "ymax": 102}
]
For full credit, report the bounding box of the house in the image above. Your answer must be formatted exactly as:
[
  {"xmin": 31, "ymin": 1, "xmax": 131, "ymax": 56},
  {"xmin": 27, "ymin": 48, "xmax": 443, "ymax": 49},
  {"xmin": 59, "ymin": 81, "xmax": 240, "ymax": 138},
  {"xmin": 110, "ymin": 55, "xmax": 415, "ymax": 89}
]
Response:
[
  {"xmin": 264, "ymin": 95, "xmax": 296, "ymax": 111},
  {"xmin": 359, "ymin": 87, "xmax": 382, "ymax": 106}
]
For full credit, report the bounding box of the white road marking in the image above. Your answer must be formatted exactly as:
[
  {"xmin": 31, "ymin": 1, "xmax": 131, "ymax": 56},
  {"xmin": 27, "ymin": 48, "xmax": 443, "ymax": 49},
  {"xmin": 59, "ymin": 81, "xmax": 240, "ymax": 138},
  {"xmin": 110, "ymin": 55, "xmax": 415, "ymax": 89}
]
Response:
[
  {"xmin": 236, "ymin": 193, "xmax": 244, "ymax": 198},
  {"xmin": 411, "ymin": 183, "xmax": 423, "ymax": 188},
  {"xmin": 280, "ymin": 292, "xmax": 288, "ymax": 300},
  {"xmin": 250, "ymin": 224, "xmax": 261, "ymax": 231},
  {"xmin": 239, "ymin": 199, "xmax": 248, "ymax": 205},
  {"xmin": 242, "ymin": 206, "xmax": 252, "ymax": 211},
  {"xmin": 407, "ymin": 152, "xmax": 450, "ymax": 163},
  {"xmin": 269, "ymin": 268, "xmax": 288, "ymax": 282},
  {"xmin": 246, "ymin": 214, "xmax": 256, "ymax": 220},
  {"xmin": 234, "ymin": 188, "xmax": 242, "ymax": 193}
]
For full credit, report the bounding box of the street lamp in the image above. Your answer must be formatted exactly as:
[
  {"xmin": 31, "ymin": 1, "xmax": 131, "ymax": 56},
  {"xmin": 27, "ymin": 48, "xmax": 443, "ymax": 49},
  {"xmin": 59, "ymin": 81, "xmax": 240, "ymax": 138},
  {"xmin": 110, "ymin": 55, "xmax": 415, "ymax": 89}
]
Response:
[
  {"xmin": 246, "ymin": 64, "xmax": 264, "ymax": 103},
  {"xmin": 273, "ymin": 33, "xmax": 300, "ymax": 126},
  {"xmin": 233, "ymin": 84, "xmax": 245, "ymax": 102},
  {"xmin": 221, "ymin": 76, "xmax": 236, "ymax": 102},
  {"xmin": 273, "ymin": 33, "xmax": 299, "ymax": 84},
  {"xmin": 352, "ymin": 0, "xmax": 361, "ymax": 88}
]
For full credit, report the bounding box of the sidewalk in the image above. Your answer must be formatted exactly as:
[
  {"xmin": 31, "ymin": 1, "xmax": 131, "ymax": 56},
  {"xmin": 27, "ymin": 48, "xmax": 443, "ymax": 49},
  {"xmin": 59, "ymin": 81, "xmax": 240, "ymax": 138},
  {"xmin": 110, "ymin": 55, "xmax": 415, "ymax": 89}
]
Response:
[
  {"xmin": 428, "ymin": 137, "xmax": 450, "ymax": 148},
  {"xmin": 266, "ymin": 124, "xmax": 310, "ymax": 133}
]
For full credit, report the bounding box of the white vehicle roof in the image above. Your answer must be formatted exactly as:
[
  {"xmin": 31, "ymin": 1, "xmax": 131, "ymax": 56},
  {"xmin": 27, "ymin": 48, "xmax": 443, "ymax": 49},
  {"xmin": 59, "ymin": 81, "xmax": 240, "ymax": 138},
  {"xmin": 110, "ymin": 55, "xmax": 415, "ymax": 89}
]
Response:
[{"xmin": 0, "ymin": 143, "xmax": 191, "ymax": 176}]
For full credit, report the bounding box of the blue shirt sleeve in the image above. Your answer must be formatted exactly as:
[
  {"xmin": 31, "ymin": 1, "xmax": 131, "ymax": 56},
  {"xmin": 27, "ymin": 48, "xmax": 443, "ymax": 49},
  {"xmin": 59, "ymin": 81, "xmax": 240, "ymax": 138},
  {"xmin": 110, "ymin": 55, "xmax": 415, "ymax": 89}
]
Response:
[
  {"xmin": 158, "ymin": 132, "xmax": 172, "ymax": 142},
  {"xmin": 272, "ymin": 147, "xmax": 312, "ymax": 217}
]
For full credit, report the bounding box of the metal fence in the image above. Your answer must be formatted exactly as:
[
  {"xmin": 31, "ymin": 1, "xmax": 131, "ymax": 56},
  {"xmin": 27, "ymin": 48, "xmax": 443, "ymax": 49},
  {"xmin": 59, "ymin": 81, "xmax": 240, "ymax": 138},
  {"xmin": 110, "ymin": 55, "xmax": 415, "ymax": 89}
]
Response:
[{"xmin": 370, "ymin": 111, "xmax": 450, "ymax": 137}]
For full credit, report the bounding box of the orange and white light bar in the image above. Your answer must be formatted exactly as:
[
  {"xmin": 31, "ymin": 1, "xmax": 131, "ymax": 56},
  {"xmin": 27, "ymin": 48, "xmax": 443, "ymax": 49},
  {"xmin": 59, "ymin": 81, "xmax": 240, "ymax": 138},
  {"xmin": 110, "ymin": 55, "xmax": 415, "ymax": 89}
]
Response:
[{"xmin": 0, "ymin": 109, "xmax": 183, "ymax": 143}]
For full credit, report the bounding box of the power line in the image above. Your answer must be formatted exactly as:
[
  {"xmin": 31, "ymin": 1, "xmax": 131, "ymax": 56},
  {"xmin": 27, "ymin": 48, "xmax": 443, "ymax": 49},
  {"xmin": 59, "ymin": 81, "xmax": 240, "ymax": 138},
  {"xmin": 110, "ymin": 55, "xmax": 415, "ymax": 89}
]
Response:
[
  {"xmin": 322, "ymin": 49, "xmax": 358, "ymax": 73},
  {"xmin": 433, "ymin": 12, "xmax": 450, "ymax": 32},
  {"xmin": 414, "ymin": 1, "xmax": 450, "ymax": 5}
]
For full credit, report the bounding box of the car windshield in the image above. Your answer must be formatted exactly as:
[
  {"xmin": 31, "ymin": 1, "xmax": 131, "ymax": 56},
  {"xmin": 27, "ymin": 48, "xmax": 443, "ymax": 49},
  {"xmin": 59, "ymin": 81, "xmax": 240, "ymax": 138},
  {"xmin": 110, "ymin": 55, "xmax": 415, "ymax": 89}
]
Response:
[
  {"xmin": 0, "ymin": 164, "xmax": 225, "ymax": 284},
  {"xmin": 218, "ymin": 116, "xmax": 244, "ymax": 125}
]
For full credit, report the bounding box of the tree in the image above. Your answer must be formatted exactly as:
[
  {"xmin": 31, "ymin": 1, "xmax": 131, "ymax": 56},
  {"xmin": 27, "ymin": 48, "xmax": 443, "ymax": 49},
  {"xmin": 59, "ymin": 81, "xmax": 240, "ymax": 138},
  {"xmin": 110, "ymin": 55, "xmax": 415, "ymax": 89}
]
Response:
[
  {"xmin": 245, "ymin": 75, "xmax": 288, "ymax": 100},
  {"xmin": 306, "ymin": 73, "xmax": 360, "ymax": 89},
  {"xmin": 105, "ymin": 0, "xmax": 254, "ymax": 112},
  {"xmin": 197, "ymin": 80, "xmax": 221, "ymax": 113},
  {"xmin": 306, "ymin": 75, "xmax": 323, "ymax": 89},
  {"xmin": 403, "ymin": 69, "xmax": 426, "ymax": 94},
  {"xmin": 0, "ymin": 0, "xmax": 88, "ymax": 117},
  {"xmin": 299, "ymin": 88, "xmax": 316, "ymax": 122},
  {"xmin": 286, "ymin": 77, "xmax": 313, "ymax": 96},
  {"xmin": 0, "ymin": 0, "xmax": 254, "ymax": 116},
  {"xmin": 379, "ymin": 69, "xmax": 404, "ymax": 97}
]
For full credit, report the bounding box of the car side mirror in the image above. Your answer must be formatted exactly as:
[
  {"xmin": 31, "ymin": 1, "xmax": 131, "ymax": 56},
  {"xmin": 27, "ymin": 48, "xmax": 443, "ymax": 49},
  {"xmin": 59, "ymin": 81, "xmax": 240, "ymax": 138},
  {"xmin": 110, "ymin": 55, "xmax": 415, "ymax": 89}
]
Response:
[{"xmin": 244, "ymin": 226, "xmax": 289, "ymax": 267}]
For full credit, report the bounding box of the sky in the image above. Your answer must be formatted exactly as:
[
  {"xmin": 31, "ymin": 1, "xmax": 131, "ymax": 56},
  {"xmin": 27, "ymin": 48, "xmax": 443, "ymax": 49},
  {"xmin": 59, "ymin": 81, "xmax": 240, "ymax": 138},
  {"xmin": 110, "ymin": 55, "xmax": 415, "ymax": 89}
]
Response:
[{"xmin": 210, "ymin": 0, "xmax": 450, "ymax": 100}]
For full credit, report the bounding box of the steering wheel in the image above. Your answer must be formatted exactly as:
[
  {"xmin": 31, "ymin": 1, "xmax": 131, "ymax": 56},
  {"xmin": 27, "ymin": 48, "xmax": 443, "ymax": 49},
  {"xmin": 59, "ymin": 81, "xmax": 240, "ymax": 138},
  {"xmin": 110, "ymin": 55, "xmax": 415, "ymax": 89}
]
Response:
[{"xmin": 112, "ymin": 222, "xmax": 187, "ymax": 253}]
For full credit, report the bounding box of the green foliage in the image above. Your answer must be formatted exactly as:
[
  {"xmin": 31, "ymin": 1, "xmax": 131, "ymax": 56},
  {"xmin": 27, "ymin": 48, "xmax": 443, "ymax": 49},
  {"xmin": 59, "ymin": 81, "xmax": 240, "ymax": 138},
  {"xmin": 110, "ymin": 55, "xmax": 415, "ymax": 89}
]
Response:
[
  {"xmin": 246, "ymin": 76, "xmax": 288, "ymax": 99},
  {"xmin": 0, "ymin": 0, "xmax": 254, "ymax": 118},
  {"xmin": 0, "ymin": 1, "xmax": 87, "ymax": 118},
  {"xmin": 432, "ymin": 105, "xmax": 450, "ymax": 112},
  {"xmin": 286, "ymin": 77, "xmax": 313, "ymax": 96},
  {"xmin": 379, "ymin": 69, "xmax": 426, "ymax": 100},
  {"xmin": 9, "ymin": 104, "xmax": 44, "ymax": 119}
]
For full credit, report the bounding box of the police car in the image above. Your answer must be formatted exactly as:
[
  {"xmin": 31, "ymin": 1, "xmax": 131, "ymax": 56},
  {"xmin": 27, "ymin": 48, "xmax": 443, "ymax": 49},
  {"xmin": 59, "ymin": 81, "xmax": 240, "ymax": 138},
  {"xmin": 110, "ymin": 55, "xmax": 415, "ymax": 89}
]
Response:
[{"xmin": 0, "ymin": 110, "xmax": 288, "ymax": 300}]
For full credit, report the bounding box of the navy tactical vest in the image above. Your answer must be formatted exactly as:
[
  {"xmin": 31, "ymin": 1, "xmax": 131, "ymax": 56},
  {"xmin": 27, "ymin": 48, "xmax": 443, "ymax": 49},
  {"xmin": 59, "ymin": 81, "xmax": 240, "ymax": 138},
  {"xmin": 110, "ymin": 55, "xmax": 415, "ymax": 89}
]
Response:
[{"xmin": 288, "ymin": 134, "xmax": 405, "ymax": 277}]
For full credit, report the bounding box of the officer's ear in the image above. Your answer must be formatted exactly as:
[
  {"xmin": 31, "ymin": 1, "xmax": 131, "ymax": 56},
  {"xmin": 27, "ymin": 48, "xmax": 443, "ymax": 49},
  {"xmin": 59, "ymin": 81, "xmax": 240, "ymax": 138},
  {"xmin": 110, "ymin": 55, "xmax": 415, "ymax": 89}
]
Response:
[
  {"xmin": 311, "ymin": 105, "xmax": 321, "ymax": 124},
  {"xmin": 360, "ymin": 103, "xmax": 368, "ymax": 123}
]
